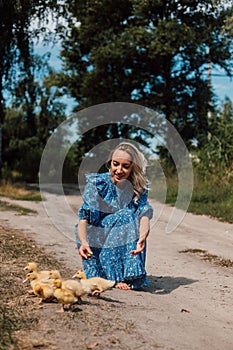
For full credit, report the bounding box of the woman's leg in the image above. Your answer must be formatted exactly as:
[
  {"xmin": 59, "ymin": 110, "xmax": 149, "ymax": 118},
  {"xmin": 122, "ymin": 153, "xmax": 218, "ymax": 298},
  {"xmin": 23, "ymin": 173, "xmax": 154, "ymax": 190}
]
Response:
[{"xmin": 99, "ymin": 210, "xmax": 148, "ymax": 288}]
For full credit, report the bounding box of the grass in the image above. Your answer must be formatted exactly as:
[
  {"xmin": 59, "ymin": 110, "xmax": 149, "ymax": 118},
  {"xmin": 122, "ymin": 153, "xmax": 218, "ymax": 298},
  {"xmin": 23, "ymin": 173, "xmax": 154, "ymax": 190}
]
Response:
[
  {"xmin": 180, "ymin": 248, "xmax": 233, "ymax": 268},
  {"xmin": 0, "ymin": 200, "xmax": 37, "ymax": 215},
  {"xmin": 0, "ymin": 183, "xmax": 40, "ymax": 215},
  {"xmin": 187, "ymin": 179, "xmax": 233, "ymax": 223},
  {"xmin": 0, "ymin": 183, "xmax": 42, "ymax": 201},
  {"xmin": 151, "ymin": 170, "xmax": 233, "ymax": 224}
]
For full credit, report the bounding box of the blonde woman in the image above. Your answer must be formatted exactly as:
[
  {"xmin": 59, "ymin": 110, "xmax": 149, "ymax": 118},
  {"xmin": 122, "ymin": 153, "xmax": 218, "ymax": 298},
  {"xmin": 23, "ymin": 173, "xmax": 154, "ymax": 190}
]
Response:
[{"xmin": 75, "ymin": 142, "xmax": 153, "ymax": 290}]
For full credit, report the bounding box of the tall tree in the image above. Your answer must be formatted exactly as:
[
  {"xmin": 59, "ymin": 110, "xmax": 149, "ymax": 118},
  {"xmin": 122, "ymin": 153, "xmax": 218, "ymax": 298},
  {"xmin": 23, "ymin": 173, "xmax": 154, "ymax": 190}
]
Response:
[
  {"xmin": 59, "ymin": 0, "xmax": 233, "ymax": 149},
  {"xmin": 0, "ymin": 0, "xmax": 69, "ymax": 178},
  {"xmin": 2, "ymin": 55, "xmax": 67, "ymax": 181}
]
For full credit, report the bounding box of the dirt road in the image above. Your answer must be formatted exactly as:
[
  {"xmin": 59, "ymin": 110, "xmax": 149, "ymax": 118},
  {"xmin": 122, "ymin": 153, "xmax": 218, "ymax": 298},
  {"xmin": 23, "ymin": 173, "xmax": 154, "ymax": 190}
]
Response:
[{"xmin": 1, "ymin": 192, "xmax": 233, "ymax": 350}]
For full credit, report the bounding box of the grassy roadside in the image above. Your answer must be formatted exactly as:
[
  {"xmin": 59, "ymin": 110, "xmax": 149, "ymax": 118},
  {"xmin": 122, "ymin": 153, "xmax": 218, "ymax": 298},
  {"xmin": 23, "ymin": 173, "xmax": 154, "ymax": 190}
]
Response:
[
  {"xmin": 0, "ymin": 200, "xmax": 37, "ymax": 215},
  {"xmin": 150, "ymin": 172, "xmax": 233, "ymax": 224},
  {"xmin": 0, "ymin": 183, "xmax": 42, "ymax": 201},
  {"xmin": 0, "ymin": 183, "xmax": 41, "ymax": 215}
]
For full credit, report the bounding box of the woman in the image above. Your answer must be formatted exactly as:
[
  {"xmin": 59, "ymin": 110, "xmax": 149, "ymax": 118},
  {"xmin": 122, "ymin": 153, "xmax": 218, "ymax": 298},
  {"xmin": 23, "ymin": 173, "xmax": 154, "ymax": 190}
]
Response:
[{"xmin": 75, "ymin": 142, "xmax": 153, "ymax": 290}]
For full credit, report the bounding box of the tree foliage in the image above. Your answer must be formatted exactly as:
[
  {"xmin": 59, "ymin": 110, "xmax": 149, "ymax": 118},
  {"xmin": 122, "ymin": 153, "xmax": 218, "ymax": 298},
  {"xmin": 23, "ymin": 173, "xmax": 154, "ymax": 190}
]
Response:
[
  {"xmin": 2, "ymin": 55, "xmax": 66, "ymax": 181},
  {"xmin": 59, "ymin": 0, "xmax": 233, "ymax": 148},
  {"xmin": 1, "ymin": 1, "xmax": 233, "ymax": 183},
  {"xmin": 0, "ymin": 0, "xmax": 69, "ymax": 181},
  {"xmin": 0, "ymin": 0, "xmax": 66, "ymax": 119},
  {"xmin": 196, "ymin": 97, "xmax": 233, "ymax": 181}
]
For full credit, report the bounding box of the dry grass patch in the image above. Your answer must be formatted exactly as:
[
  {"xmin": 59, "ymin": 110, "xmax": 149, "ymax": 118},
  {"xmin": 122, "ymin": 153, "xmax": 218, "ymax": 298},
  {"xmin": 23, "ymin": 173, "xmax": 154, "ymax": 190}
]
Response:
[
  {"xmin": 0, "ymin": 200, "xmax": 37, "ymax": 215},
  {"xmin": 0, "ymin": 183, "xmax": 41, "ymax": 201},
  {"xmin": 180, "ymin": 248, "xmax": 233, "ymax": 268}
]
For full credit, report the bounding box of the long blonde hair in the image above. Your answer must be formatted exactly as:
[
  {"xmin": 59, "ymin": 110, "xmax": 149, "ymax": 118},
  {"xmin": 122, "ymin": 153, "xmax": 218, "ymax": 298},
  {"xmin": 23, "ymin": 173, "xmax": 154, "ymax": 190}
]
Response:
[{"xmin": 107, "ymin": 142, "xmax": 148, "ymax": 200}]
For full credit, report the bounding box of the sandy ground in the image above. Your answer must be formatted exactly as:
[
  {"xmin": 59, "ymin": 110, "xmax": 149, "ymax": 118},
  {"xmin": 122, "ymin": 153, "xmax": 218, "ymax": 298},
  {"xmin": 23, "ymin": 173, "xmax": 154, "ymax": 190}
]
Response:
[{"xmin": 1, "ymin": 191, "xmax": 233, "ymax": 350}]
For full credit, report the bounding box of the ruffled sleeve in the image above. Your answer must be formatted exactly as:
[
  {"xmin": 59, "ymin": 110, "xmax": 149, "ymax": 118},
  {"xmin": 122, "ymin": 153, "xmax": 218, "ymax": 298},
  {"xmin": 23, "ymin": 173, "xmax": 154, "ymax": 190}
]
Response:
[
  {"xmin": 78, "ymin": 172, "xmax": 114, "ymax": 226},
  {"xmin": 78, "ymin": 173, "xmax": 101, "ymax": 225}
]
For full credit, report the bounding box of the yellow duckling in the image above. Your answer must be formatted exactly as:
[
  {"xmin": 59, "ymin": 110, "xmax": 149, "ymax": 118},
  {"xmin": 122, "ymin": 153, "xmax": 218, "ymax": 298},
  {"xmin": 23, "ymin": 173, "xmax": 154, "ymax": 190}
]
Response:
[
  {"xmin": 48, "ymin": 270, "xmax": 62, "ymax": 280},
  {"xmin": 73, "ymin": 270, "xmax": 115, "ymax": 296},
  {"xmin": 23, "ymin": 272, "xmax": 55, "ymax": 303},
  {"xmin": 33, "ymin": 284, "xmax": 54, "ymax": 302},
  {"xmin": 49, "ymin": 270, "xmax": 91, "ymax": 304},
  {"xmin": 53, "ymin": 278, "xmax": 78, "ymax": 312},
  {"xmin": 24, "ymin": 262, "xmax": 59, "ymax": 280}
]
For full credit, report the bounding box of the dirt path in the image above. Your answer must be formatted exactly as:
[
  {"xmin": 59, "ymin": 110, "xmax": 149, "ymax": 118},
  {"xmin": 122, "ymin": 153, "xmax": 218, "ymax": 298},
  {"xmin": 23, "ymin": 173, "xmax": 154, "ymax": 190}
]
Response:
[{"xmin": 1, "ymin": 193, "xmax": 233, "ymax": 350}]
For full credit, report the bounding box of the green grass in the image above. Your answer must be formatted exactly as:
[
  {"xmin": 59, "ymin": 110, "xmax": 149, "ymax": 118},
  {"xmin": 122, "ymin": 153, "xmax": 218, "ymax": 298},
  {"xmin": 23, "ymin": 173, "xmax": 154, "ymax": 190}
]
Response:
[
  {"xmin": 188, "ymin": 177, "xmax": 233, "ymax": 223},
  {"xmin": 0, "ymin": 200, "xmax": 37, "ymax": 215},
  {"xmin": 15, "ymin": 193, "xmax": 42, "ymax": 201},
  {"xmin": 150, "ymin": 172, "xmax": 233, "ymax": 224}
]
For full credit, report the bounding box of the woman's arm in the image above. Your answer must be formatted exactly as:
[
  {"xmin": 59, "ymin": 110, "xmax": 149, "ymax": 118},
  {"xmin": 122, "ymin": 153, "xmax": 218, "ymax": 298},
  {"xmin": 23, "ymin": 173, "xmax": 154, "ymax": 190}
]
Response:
[
  {"xmin": 130, "ymin": 216, "xmax": 150, "ymax": 255},
  {"xmin": 77, "ymin": 219, "xmax": 93, "ymax": 259}
]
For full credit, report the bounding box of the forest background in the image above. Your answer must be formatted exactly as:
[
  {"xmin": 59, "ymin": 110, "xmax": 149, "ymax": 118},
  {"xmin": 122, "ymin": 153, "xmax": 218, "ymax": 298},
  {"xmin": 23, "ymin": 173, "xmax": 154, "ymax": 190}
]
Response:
[{"xmin": 1, "ymin": 0, "xmax": 233, "ymax": 223}]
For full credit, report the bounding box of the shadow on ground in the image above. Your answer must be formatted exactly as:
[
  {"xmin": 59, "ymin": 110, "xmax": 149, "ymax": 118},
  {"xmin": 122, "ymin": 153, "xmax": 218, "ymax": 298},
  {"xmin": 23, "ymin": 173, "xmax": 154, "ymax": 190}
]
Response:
[{"xmin": 144, "ymin": 275, "xmax": 198, "ymax": 294}]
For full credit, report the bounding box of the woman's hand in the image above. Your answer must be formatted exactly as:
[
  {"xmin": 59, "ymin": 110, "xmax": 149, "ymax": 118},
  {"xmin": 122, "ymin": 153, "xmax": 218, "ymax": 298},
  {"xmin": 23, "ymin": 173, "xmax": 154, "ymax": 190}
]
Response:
[
  {"xmin": 130, "ymin": 216, "xmax": 150, "ymax": 255},
  {"xmin": 130, "ymin": 238, "xmax": 145, "ymax": 255},
  {"xmin": 77, "ymin": 220, "xmax": 92, "ymax": 259},
  {"xmin": 78, "ymin": 244, "xmax": 93, "ymax": 260}
]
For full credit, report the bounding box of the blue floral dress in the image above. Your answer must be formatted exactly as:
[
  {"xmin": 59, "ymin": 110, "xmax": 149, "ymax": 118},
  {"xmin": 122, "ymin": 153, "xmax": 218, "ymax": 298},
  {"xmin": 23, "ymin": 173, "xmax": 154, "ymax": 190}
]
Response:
[{"xmin": 74, "ymin": 172, "xmax": 153, "ymax": 289}]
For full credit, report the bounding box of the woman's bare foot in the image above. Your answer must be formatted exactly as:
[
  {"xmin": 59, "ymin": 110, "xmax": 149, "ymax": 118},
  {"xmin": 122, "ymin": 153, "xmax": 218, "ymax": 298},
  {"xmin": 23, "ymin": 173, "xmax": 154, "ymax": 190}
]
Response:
[{"xmin": 115, "ymin": 282, "xmax": 131, "ymax": 290}]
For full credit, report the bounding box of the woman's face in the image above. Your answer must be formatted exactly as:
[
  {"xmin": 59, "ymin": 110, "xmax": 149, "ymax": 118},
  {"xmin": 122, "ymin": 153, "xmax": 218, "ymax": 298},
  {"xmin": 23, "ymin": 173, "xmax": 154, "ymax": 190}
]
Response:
[{"xmin": 110, "ymin": 149, "xmax": 133, "ymax": 184}]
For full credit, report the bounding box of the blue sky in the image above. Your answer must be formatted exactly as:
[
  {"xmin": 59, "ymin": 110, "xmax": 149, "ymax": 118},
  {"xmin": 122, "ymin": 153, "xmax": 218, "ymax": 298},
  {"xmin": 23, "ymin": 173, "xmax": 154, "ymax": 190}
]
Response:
[{"xmin": 212, "ymin": 71, "xmax": 233, "ymax": 103}]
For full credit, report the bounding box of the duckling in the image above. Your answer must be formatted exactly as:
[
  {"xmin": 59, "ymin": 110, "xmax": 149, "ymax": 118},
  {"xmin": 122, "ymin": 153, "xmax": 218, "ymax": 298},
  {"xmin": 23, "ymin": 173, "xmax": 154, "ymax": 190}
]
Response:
[
  {"xmin": 23, "ymin": 272, "xmax": 55, "ymax": 303},
  {"xmin": 73, "ymin": 270, "xmax": 116, "ymax": 296},
  {"xmin": 23, "ymin": 271, "xmax": 35, "ymax": 289},
  {"xmin": 23, "ymin": 271, "xmax": 43, "ymax": 289},
  {"xmin": 53, "ymin": 278, "xmax": 78, "ymax": 312},
  {"xmin": 49, "ymin": 270, "xmax": 91, "ymax": 304},
  {"xmin": 33, "ymin": 284, "xmax": 55, "ymax": 302},
  {"xmin": 24, "ymin": 262, "xmax": 55, "ymax": 280},
  {"xmin": 48, "ymin": 270, "xmax": 62, "ymax": 280}
]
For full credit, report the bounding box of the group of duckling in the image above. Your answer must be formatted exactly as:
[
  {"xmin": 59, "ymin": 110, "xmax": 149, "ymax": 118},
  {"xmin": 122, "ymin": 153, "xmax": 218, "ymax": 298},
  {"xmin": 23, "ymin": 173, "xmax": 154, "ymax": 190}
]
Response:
[{"xmin": 23, "ymin": 262, "xmax": 115, "ymax": 312}]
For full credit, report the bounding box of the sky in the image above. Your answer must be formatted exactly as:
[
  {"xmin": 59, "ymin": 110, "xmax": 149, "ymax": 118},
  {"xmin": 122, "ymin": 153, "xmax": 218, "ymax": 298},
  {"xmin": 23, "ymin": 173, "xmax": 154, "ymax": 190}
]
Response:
[
  {"xmin": 211, "ymin": 70, "xmax": 233, "ymax": 103},
  {"xmin": 35, "ymin": 42, "xmax": 233, "ymax": 117},
  {"xmin": 34, "ymin": 42, "xmax": 77, "ymax": 116}
]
